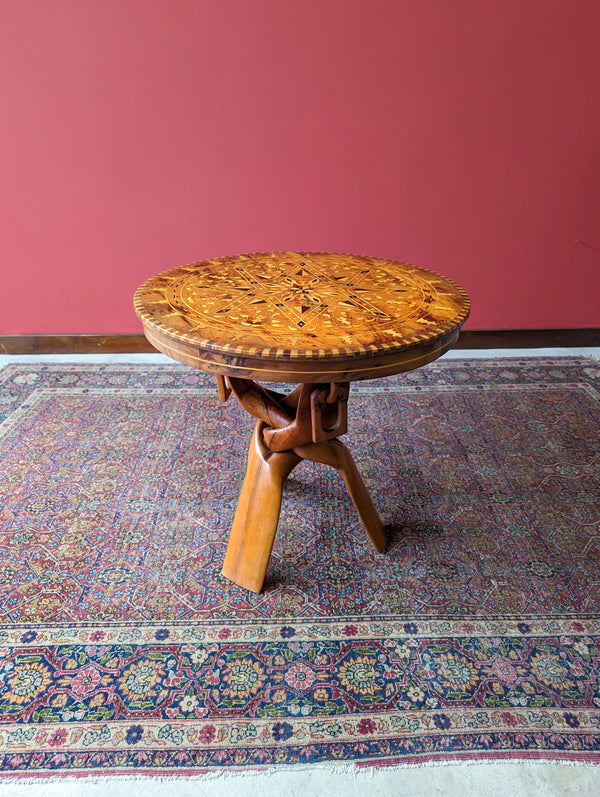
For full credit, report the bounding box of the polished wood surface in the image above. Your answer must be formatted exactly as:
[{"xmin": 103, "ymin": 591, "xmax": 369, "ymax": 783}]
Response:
[
  {"xmin": 134, "ymin": 252, "xmax": 470, "ymax": 593},
  {"xmin": 222, "ymin": 419, "xmax": 386, "ymax": 593},
  {"xmin": 134, "ymin": 252, "xmax": 470, "ymax": 382},
  {"xmin": 217, "ymin": 375, "xmax": 386, "ymax": 591}
]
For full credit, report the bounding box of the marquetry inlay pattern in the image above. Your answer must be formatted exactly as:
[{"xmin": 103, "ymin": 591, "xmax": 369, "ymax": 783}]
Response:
[{"xmin": 134, "ymin": 251, "xmax": 470, "ymax": 361}]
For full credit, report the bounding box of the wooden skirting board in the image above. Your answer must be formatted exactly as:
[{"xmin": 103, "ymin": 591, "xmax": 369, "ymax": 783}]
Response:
[{"xmin": 0, "ymin": 329, "xmax": 599, "ymax": 355}]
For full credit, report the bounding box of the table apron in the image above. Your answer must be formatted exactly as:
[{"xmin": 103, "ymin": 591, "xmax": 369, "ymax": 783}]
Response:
[{"xmin": 142, "ymin": 325, "xmax": 461, "ymax": 383}]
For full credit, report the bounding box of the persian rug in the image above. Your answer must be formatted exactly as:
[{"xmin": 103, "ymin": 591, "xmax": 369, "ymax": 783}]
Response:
[{"xmin": 0, "ymin": 356, "xmax": 599, "ymax": 779}]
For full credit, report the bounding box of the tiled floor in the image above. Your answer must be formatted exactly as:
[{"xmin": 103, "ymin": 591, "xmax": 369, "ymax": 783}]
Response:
[{"xmin": 1, "ymin": 349, "xmax": 599, "ymax": 795}]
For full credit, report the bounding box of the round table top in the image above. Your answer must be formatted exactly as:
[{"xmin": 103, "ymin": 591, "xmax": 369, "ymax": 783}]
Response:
[{"xmin": 134, "ymin": 251, "xmax": 470, "ymax": 383}]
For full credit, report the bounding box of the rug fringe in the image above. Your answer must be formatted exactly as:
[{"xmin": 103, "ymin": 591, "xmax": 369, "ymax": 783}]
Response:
[{"xmin": 1, "ymin": 756, "xmax": 599, "ymax": 786}]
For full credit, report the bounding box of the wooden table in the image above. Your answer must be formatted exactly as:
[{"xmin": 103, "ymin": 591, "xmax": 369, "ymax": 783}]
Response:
[{"xmin": 134, "ymin": 252, "xmax": 470, "ymax": 593}]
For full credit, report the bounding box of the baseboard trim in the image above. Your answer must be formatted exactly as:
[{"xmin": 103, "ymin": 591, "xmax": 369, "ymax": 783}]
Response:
[
  {"xmin": 1, "ymin": 329, "xmax": 599, "ymax": 355},
  {"xmin": 457, "ymin": 328, "xmax": 600, "ymax": 349},
  {"xmin": 0, "ymin": 335, "xmax": 154, "ymax": 355}
]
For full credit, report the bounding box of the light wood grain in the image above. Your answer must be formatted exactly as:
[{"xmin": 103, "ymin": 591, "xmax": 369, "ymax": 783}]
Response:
[
  {"xmin": 222, "ymin": 422, "xmax": 301, "ymax": 594},
  {"xmin": 222, "ymin": 419, "xmax": 386, "ymax": 594}
]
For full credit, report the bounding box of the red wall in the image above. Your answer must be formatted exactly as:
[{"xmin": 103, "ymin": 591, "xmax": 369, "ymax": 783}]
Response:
[{"xmin": 2, "ymin": 0, "xmax": 599, "ymax": 334}]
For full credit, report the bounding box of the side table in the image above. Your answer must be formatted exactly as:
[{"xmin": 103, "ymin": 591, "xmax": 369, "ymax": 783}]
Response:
[{"xmin": 134, "ymin": 251, "xmax": 470, "ymax": 592}]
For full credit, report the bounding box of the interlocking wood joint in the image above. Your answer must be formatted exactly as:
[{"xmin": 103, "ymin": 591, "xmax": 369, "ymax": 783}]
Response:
[
  {"xmin": 310, "ymin": 383, "xmax": 349, "ymax": 443},
  {"xmin": 226, "ymin": 377, "xmax": 349, "ymax": 452}
]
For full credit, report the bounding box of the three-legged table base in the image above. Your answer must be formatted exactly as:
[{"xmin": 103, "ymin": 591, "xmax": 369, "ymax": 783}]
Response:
[{"xmin": 218, "ymin": 377, "xmax": 386, "ymax": 593}]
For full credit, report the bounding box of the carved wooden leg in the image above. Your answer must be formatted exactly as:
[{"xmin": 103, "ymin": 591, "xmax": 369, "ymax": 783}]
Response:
[
  {"xmin": 220, "ymin": 376, "xmax": 386, "ymax": 593},
  {"xmin": 294, "ymin": 439, "xmax": 387, "ymax": 553},
  {"xmin": 221, "ymin": 421, "xmax": 301, "ymax": 593}
]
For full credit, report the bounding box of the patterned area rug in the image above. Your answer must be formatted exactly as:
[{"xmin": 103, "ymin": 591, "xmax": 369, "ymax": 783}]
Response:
[{"xmin": 0, "ymin": 357, "xmax": 599, "ymax": 777}]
